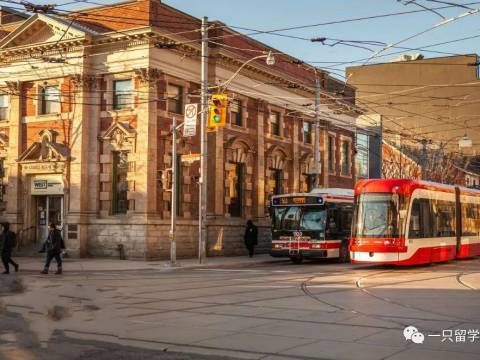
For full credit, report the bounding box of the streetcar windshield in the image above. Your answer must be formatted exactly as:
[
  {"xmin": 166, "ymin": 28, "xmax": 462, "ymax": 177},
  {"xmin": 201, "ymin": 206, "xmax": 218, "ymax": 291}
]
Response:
[
  {"xmin": 353, "ymin": 193, "xmax": 406, "ymax": 238},
  {"xmin": 272, "ymin": 206, "xmax": 327, "ymax": 232}
]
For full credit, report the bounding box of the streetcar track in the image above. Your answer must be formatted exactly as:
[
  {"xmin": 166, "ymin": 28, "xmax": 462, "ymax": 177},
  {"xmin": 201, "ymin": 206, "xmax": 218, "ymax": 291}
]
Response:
[
  {"xmin": 456, "ymin": 272, "xmax": 478, "ymax": 290},
  {"xmin": 354, "ymin": 270, "xmax": 479, "ymax": 322},
  {"xmin": 300, "ymin": 265, "xmax": 480, "ymax": 327}
]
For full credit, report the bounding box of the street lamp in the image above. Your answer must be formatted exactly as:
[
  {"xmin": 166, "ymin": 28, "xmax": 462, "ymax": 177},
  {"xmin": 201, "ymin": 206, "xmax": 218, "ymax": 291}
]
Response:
[{"xmin": 219, "ymin": 51, "xmax": 276, "ymax": 91}]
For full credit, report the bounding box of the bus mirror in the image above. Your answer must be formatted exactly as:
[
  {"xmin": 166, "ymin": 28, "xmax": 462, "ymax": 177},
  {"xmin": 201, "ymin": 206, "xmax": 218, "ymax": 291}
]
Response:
[{"xmin": 399, "ymin": 209, "xmax": 407, "ymax": 219}]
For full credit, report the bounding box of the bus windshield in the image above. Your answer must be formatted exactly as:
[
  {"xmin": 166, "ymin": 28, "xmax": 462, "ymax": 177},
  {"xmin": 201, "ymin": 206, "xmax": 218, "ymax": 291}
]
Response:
[
  {"xmin": 272, "ymin": 206, "xmax": 327, "ymax": 232},
  {"xmin": 353, "ymin": 193, "xmax": 405, "ymax": 238}
]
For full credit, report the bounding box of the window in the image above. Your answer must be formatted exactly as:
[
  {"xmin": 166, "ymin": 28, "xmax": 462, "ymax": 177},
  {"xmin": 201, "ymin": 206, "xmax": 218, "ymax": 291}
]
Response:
[
  {"xmin": 112, "ymin": 151, "xmax": 129, "ymax": 214},
  {"xmin": 167, "ymin": 84, "xmax": 183, "ymax": 114},
  {"xmin": 408, "ymin": 198, "xmax": 456, "ymax": 239},
  {"xmin": 40, "ymin": 86, "xmax": 60, "ymax": 114},
  {"xmin": 307, "ymin": 174, "xmax": 316, "ymax": 192},
  {"xmin": 270, "ymin": 111, "xmax": 281, "ymax": 136},
  {"xmin": 228, "ymin": 163, "xmax": 244, "ymax": 217},
  {"xmin": 113, "ymin": 80, "xmax": 132, "ymax": 110},
  {"xmin": 461, "ymin": 203, "xmax": 479, "ymax": 236},
  {"xmin": 231, "ymin": 99, "xmax": 243, "ymax": 126},
  {"xmin": 303, "ymin": 121, "xmax": 312, "ymax": 144},
  {"xmin": 356, "ymin": 133, "xmax": 369, "ymax": 179},
  {"xmin": 328, "ymin": 136, "xmax": 335, "ymax": 173},
  {"xmin": 0, "ymin": 95, "xmax": 8, "ymax": 120},
  {"xmin": 341, "ymin": 140, "xmax": 351, "ymax": 176},
  {"xmin": 271, "ymin": 169, "xmax": 283, "ymax": 195},
  {"xmin": 353, "ymin": 193, "xmax": 407, "ymax": 238}
]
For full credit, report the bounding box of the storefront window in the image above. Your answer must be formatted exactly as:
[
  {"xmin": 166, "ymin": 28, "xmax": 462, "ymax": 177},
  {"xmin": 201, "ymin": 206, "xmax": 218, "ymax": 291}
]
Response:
[{"xmin": 112, "ymin": 151, "xmax": 129, "ymax": 214}]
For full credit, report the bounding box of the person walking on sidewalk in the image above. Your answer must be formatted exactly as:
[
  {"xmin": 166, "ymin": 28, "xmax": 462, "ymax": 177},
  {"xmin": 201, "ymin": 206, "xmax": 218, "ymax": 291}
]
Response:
[
  {"xmin": 41, "ymin": 223, "xmax": 63, "ymax": 275},
  {"xmin": 244, "ymin": 220, "xmax": 258, "ymax": 258},
  {"xmin": 1, "ymin": 222, "xmax": 19, "ymax": 274}
]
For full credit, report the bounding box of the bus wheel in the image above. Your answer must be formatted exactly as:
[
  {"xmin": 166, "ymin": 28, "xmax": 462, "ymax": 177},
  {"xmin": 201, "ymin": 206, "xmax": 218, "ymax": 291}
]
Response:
[
  {"xmin": 338, "ymin": 243, "xmax": 350, "ymax": 263},
  {"xmin": 290, "ymin": 255, "xmax": 303, "ymax": 264}
]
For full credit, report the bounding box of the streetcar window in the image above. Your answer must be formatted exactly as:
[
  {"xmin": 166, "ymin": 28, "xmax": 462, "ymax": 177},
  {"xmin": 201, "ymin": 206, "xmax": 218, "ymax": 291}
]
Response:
[
  {"xmin": 353, "ymin": 193, "xmax": 406, "ymax": 238},
  {"xmin": 300, "ymin": 207, "xmax": 327, "ymax": 232},
  {"xmin": 461, "ymin": 203, "xmax": 479, "ymax": 236},
  {"xmin": 408, "ymin": 198, "xmax": 433, "ymax": 239},
  {"xmin": 432, "ymin": 200, "xmax": 455, "ymax": 237}
]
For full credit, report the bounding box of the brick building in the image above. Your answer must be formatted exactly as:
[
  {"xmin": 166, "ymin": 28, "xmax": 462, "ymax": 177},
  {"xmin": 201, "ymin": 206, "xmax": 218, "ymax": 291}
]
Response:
[{"xmin": 0, "ymin": 1, "xmax": 358, "ymax": 259}]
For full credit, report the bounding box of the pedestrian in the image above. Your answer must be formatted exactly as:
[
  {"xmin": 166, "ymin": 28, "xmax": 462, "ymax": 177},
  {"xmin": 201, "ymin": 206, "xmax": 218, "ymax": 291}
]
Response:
[
  {"xmin": 1, "ymin": 222, "xmax": 19, "ymax": 275},
  {"xmin": 41, "ymin": 223, "xmax": 63, "ymax": 275},
  {"xmin": 244, "ymin": 219, "xmax": 258, "ymax": 258}
]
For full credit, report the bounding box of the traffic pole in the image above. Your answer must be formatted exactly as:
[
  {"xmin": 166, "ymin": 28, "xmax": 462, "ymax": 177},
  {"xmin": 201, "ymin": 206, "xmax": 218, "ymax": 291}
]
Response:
[
  {"xmin": 170, "ymin": 116, "xmax": 177, "ymax": 267},
  {"xmin": 199, "ymin": 16, "xmax": 208, "ymax": 264}
]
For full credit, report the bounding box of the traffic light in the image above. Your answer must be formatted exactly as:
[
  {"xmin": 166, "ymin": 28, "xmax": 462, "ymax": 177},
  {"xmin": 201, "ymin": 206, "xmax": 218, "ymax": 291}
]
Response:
[{"xmin": 208, "ymin": 94, "xmax": 228, "ymax": 129}]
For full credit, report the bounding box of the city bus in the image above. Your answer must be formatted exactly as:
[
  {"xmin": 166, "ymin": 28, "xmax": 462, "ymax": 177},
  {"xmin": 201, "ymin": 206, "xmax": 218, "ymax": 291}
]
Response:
[
  {"xmin": 270, "ymin": 188, "xmax": 354, "ymax": 263},
  {"xmin": 350, "ymin": 179, "xmax": 480, "ymax": 265}
]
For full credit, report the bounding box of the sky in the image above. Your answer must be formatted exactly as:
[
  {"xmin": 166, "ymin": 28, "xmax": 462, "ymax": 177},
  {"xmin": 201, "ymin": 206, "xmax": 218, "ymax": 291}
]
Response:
[{"xmin": 2, "ymin": 0, "xmax": 480, "ymax": 79}]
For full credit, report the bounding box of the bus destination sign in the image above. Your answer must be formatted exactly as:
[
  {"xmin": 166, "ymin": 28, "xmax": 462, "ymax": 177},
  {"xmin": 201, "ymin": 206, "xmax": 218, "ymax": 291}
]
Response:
[{"xmin": 272, "ymin": 196, "xmax": 324, "ymax": 206}]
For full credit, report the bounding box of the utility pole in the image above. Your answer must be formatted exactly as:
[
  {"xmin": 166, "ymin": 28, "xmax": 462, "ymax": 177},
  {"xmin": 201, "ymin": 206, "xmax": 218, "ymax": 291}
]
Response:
[
  {"xmin": 313, "ymin": 74, "xmax": 321, "ymax": 188},
  {"xmin": 170, "ymin": 116, "xmax": 178, "ymax": 267},
  {"xmin": 198, "ymin": 16, "xmax": 208, "ymax": 264}
]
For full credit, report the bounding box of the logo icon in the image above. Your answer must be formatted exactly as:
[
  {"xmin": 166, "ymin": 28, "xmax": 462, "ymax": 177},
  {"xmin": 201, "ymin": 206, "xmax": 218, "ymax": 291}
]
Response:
[
  {"xmin": 411, "ymin": 332, "xmax": 425, "ymax": 344},
  {"xmin": 404, "ymin": 326, "xmax": 424, "ymax": 344}
]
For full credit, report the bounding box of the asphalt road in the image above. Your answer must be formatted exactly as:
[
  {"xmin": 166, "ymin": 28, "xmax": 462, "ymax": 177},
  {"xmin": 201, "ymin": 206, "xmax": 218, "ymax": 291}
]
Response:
[{"xmin": 1, "ymin": 257, "xmax": 480, "ymax": 360}]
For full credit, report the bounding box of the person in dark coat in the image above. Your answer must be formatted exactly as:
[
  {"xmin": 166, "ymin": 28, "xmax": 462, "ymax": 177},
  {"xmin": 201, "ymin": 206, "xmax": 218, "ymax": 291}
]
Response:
[
  {"xmin": 41, "ymin": 223, "xmax": 63, "ymax": 275},
  {"xmin": 244, "ymin": 220, "xmax": 258, "ymax": 258},
  {"xmin": 1, "ymin": 222, "xmax": 19, "ymax": 274}
]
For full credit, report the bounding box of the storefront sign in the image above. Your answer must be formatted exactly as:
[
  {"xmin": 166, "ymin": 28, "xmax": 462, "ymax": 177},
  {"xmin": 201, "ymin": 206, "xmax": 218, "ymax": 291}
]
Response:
[
  {"xmin": 22, "ymin": 162, "xmax": 65, "ymax": 174},
  {"xmin": 31, "ymin": 175, "xmax": 64, "ymax": 195}
]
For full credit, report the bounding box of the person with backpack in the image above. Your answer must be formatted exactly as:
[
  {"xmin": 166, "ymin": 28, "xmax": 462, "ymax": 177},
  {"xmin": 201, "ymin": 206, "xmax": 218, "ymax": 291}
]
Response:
[
  {"xmin": 1, "ymin": 222, "xmax": 19, "ymax": 274},
  {"xmin": 41, "ymin": 223, "xmax": 64, "ymax": 275}
]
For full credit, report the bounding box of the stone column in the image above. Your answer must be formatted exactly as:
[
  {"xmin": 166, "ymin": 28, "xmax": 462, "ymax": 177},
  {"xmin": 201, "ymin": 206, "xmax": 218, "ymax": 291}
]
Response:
[
  {"xmin": 292, "ymin": 119, "xmax": 299, "ymax": 192},
  {"xmin": 256, "ymin": 101, "xmax": 266, "ymax": 218},
  {"xmin": 133, "ymin": 68, "xmax": 160, "ymax": 217},
  {"xmin": 5, "ymin": 81, "xmax": 23, "ymax": 231},
  {"xmin": 67, "ymin": 74, "xmax": 98, "ymax": 257},
  {"xmin": 134, "ymin": 68, "xmax": 161, "ymax": 259}
]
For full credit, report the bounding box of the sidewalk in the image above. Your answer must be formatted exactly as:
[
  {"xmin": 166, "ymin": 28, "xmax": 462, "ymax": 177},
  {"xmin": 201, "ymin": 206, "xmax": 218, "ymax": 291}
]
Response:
[{"xmin": 11, "ymin": 253, "xmax": 286, "ymax": 273}]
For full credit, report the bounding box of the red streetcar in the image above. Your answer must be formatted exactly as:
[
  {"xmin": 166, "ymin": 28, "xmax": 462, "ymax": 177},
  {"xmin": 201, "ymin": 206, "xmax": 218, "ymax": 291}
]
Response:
[{"xmin": 350, "ymin": 179, "xmax": 480, "ymax": 265}]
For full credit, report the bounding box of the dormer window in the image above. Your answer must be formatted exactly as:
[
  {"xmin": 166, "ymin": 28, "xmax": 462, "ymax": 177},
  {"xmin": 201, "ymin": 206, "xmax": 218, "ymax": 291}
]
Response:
[{"xmin": 40, "ymin": 86, "xmax": 60, "ymax": 115}]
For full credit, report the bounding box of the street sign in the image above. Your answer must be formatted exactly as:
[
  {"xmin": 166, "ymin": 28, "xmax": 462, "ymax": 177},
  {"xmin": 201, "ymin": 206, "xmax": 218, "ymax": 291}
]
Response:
[
  {"xmin": 183, "ymin": 103, "xmax": 198, "ymax": 137},
  {"xmin": 181, "ymin": 153, "xmax": 201, "ymax": 164}
]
